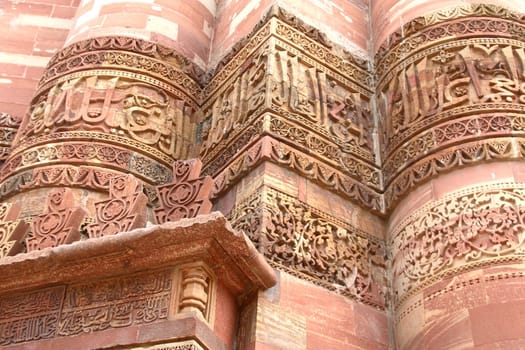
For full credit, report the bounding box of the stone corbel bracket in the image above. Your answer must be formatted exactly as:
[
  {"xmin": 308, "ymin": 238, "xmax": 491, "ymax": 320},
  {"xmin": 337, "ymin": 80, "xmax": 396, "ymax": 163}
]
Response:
[{"xmin": 0, "ymin": 212, "xmax": 275, "ymax": 297}]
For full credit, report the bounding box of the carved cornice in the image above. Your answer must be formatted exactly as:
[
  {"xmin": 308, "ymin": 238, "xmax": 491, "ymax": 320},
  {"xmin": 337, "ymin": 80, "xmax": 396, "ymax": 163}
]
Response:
[{"xmin": 228, "ymin": 187, "xmax": 386, "ymax": 308}]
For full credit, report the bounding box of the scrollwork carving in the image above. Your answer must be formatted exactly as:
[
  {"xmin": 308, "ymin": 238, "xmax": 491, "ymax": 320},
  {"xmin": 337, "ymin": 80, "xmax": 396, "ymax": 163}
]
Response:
[
  {"xmin": 391, "ymin": 183, "xmax": 525, "ymax": 306},
  {"xmin": 229, "ymin": 188, "xmax": 385, "ymax": 307}
]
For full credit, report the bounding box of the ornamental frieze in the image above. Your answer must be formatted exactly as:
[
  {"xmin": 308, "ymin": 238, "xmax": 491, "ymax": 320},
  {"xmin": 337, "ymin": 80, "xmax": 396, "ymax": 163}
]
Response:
[
  {"xmin": 228, "ymin": 187, "xmax": 385, "ymax": 308},
  {"xmin": 390, "ymin": 182, "xmax": 525, "ymax": 307},
  {"xmin": 376, "ymin": 7, "xmax": 525, "ymax": 209},
  {"xmin": 21, "ymin": 75, "xmax": 196, "ymax": 161},
  {"xmin": 200, "ymin": 13, "xmax": 378, "ymax": 212}
]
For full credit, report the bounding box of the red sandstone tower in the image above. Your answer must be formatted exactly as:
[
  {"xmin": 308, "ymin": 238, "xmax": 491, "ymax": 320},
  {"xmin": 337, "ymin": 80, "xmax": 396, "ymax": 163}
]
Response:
[{"xmin": 1, "ymin": 0, "xmax": 525, "ymax": 349}]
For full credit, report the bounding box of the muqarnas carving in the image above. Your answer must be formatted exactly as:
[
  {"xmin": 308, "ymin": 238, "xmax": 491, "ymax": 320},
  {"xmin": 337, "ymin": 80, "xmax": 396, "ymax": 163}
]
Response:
[
  {"xmin": 154, "ymin": 159, "xmax": 213, "ymax": 223},
  {"xmin": 0, "ymin": 203, "xmax": 29, "ymax": 258},
  {"xmin": 87, "ymin": 174, "xmax": 148, "ymax": 238},
  {"xmin": 26, "ymin": 188, "xmax": 86, "ymax": 251}
]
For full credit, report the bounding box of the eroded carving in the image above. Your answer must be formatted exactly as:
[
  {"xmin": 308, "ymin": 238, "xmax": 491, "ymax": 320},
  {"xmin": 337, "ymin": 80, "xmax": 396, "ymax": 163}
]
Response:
[
  {"xmin": 391, "ymin": 182, "xmax": 525, "ymax": 306},
  {"xmin": 58, "ymin": 269, "xmax": 171, "ymax": 335},
  {"xmin": 0, "ymin": 203, "xmax": 29, "ymax": 258},
  {"xmin": 26, "ymin": 188, "xmax": 86, "ymax": 251}
]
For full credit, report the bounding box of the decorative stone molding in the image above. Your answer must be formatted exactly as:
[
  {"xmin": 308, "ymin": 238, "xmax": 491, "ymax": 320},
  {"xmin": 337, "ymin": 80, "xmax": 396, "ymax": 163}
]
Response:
[
  {"xmin": 0, "ymin": 35, "xmax": 201, "ymax": 205},
  {"xmin": 229, "ymin": 187, "xmax": 386, "ymax": 308},
  {"xmin": 390, "ymin": 182, "xmax": 525, "ymax": 307},
  {"xmin": 154, "ymin": 159, "xmax": 214, "ymax": 223},
  {"xmin": 0, "ymin": 113, "xmax": 20, "ymax": 165},
  {"xmin": 126, "ymin": 340, "xmax": 205, "ymax": 350},
  {"xmin": 26, "ymin": 188, "xmax": 86, "ymax": 251},
  {"xmin": 199, "ymin": 7, "xmax": 380, "ymax": 213}
]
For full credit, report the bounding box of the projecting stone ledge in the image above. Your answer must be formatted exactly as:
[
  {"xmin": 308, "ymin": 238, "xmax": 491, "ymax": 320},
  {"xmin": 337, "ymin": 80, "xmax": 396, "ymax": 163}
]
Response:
[{"xmin": 0, "ymin": 212, "xmax": 276, "ymax": 350}]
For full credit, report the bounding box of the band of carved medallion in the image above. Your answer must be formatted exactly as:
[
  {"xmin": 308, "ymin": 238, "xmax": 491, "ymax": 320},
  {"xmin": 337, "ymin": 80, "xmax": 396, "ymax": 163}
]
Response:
[
  {"xmin": 39, "ymin": 36, "xmax": 203, "ymax": 99},
  {"xmin": 375, "ymin": 4, "xmax": 525, "ymax": 68},
  {"xmin": 0, "ymin": 141, "xmax": 173, "ymax": 187},
  {"xmin": 0, "ymin": 166, "xmax": 158, "ymax": 208},
  {"xmin": 390, "ymin": 181, "xmax": 525, "ymax": 308},
  {"xmin": 228, "ymin": 187, "xmax": 386, "ymax": 308},
  {"xmin": 385, "ymin": 137, "xmax": 525, "ymax": 209}
]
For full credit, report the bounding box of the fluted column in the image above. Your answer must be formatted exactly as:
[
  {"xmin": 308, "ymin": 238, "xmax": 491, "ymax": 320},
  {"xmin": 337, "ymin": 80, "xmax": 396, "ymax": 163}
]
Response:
[{"xmin": 373, "ymin": 1, "xmax": 525, "ymax": 348}]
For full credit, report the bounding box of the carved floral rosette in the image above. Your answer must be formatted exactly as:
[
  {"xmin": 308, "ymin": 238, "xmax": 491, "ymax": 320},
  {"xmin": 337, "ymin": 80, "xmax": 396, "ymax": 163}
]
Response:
[
  {"xmin": 390, "ymin": 181, "xmax": 525, "ymax": 308},
  {"xmin": 199, "ymin": 7, "xmax": 381, "ymax": 212},
  {"xmin": 228, "ymin": 187, "xmax": 386, "ymax": 308},
  {"xmin": 376, "ymin": 4, "xmax": 525, "ymax": 210},
  {"xmin": 0, "ymin": 36, "xmax": 202, "ymax": 200}
]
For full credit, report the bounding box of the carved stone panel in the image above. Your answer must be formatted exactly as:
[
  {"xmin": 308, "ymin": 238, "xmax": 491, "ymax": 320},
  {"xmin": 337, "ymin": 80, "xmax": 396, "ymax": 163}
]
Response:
[
  {"xmin": 229, "ymin": 187, "xmax": 386, "ymax": 308},
  {"xmin": 154, "ymin": 159, "xmax": 213, "ymax": 223},
  {"xmin": 0, "ymin": 286, "xmax": 65, "ymax": 345},
  {"xmin": 26, "ymin": 188, "xmax": 86, "ymax": 251},
  {"xmin": 390, "ymin": 182, "xmax": 525, "ymax": 307},
  {"xmin": 57, "ymin": 269, "xmax": 172, "ymax": 336},
  {"xmin": 0, "ymin": 203, "xmax": 29, "ymax": 258},
  {"xmin": 377, "ymin": 7, "xmax": 525, "ymax": 209},
  {"xmin": 87, "ymin": 174, "xmax": 148, "ymax": 238}
]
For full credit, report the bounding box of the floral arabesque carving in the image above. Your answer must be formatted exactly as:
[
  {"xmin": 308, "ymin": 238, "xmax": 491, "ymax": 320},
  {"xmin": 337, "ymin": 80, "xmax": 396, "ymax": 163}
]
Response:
[
  {"xmin": 87, "ymin": 174, "xmax": 148, "ymax": 238},
  {"xmin": 26, "ymin": 188, "xmax": 86, "ymax": 251},
  {"xmin": 229, "ymin": 188, "xmax": 386, "ymax": 308},
  {"xmin": 154, "ymin": 159, "xmax": 213, "ymax": 223},
  {"xmin": 391, "ymin": 183, "xmax": 525, "ymax": 307},
  {"xmin": 0, "ymin": 202, "xmax": 29, "ymax": 258}
]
